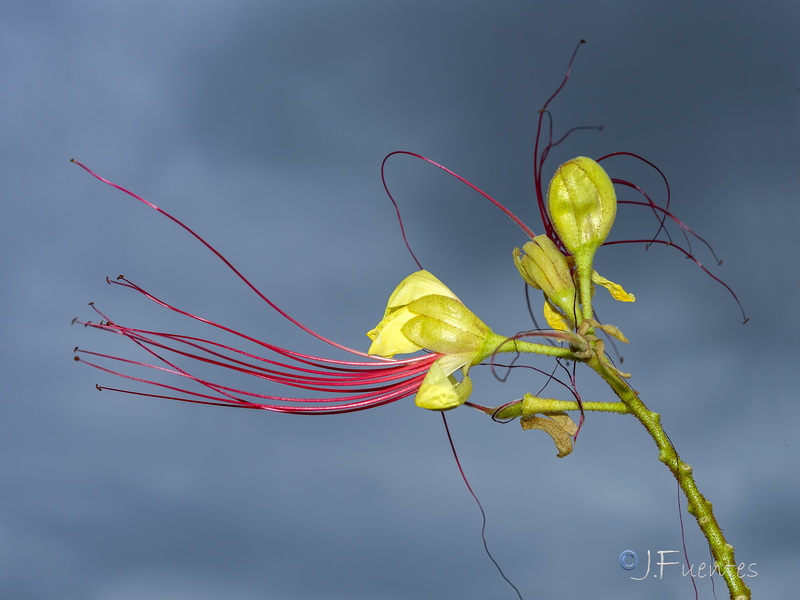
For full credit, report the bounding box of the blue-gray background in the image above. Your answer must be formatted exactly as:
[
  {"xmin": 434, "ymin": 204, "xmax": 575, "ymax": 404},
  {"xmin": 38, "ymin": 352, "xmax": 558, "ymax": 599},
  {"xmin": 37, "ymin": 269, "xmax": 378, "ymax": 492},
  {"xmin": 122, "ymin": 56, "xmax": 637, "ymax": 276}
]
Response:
[{"xmin": 3, "ymin": 1, "xmax": 798, "ymax": 598}]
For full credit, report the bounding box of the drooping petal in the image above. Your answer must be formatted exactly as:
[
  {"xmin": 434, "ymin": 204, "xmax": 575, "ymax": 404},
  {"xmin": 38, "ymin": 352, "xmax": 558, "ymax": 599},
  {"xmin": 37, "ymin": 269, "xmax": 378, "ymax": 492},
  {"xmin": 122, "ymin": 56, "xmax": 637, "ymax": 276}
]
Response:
[
  {"xmin": 520, "ymin": 411, "xmax": 578, "ymax": 458},
  {"xmin": 415, "ymin": 355, "xmax": 472, "ymax": 410},
  {"xmin": 543, "ymin": 299, "xmax": 571, "ymax": 332},
  {"xmin": 592, "ymin": 272, "xmax": 635, "ymax": 302},
  {"xmin": 595, "ymin": 322, "xmax": 629, "ymax": 344}
]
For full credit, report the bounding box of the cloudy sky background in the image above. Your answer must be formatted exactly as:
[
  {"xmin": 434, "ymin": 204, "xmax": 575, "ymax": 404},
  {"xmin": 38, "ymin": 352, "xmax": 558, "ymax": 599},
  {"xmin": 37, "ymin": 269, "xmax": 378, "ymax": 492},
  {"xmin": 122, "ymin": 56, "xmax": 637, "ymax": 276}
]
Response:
[{"xmin": 3, "ymin": 1, "xmax": 799, "ymax": 598}]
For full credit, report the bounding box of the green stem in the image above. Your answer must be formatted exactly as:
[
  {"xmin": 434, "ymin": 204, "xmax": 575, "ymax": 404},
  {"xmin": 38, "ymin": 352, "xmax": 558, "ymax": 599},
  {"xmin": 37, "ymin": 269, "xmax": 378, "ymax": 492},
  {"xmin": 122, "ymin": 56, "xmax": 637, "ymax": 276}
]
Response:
[
  {"xmin": 574, "ymin": 250, "xmax": 596, "ymax": 324},
  {"xmin": 487, "ymin": 334, "xmax": 575, "ymax": 360},
  {"xmin": 585, "ymin": 352, "xmax": 751, "ymax": 600},
  {"xmin": 482, "ymin": 317, "xmax": 748, "ymax": 598},
  {"xmin": 493, "ymin": 396, "xmax": 629, "ymax": 419}
]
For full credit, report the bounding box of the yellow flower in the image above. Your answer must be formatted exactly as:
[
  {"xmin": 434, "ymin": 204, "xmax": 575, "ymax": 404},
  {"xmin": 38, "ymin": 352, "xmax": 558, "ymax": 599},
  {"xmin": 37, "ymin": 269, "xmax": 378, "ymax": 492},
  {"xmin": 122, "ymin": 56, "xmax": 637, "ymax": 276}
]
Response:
[{"xmin": 367, "ymin": 271, "xmax": 494, "ymax": 410}]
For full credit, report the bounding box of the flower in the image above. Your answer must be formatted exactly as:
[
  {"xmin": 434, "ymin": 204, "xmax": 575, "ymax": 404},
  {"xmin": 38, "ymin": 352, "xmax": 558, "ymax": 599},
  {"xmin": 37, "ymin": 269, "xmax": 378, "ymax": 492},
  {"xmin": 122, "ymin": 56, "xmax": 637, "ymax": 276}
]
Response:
[
  {"xmin": 367, "ymin": 271, "xmax": 497, "ymax": 411},
  {"xmin": 70, "ymin": 164, "xmax": 565, "ymax": 417},
  {"xmin": 73, "ymin": 42, "xmax": 745, "ymax": 422}
]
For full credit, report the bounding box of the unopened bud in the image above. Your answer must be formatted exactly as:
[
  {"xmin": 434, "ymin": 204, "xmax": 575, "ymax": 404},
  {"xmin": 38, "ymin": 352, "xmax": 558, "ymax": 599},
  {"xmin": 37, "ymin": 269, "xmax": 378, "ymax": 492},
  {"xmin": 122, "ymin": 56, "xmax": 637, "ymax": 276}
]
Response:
[
  {"xmin": 547, "ymin": 156, "xmax": 617, "ymax": 322},
  {"xmin": 513, "ymin": 234, "xmax": 576, "ymax": 319},
  {"xmin": 547, "ymin": 156, "xmax": 616, "ymax": 257}
]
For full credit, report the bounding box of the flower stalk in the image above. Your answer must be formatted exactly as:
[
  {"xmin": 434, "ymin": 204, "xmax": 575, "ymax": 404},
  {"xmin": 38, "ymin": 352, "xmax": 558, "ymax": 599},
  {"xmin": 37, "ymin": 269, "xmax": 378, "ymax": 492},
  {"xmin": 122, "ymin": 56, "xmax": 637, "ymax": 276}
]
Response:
[
  {"xmin": 483, "ymin": 327, "xmax": 751, "ymax": 599},
  {"xmin": 586, "ymin": 351, "xmax": 751, "ymax": 600}
]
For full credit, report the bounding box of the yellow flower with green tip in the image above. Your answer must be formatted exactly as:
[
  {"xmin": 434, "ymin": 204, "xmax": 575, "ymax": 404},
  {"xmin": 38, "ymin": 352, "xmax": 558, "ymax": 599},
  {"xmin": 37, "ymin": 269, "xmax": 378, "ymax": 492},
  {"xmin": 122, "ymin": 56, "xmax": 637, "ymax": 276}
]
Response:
[{"xmin": 367, "ymin": 271, "xmax": 495, "ymax": 411}]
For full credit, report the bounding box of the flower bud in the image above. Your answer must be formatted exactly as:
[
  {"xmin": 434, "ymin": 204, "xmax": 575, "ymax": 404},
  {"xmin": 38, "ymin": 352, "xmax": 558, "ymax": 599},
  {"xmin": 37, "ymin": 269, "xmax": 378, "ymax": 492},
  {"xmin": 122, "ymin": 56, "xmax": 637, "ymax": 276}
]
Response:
[
  {"xmin": 513, "ymin": 234, "xmax": 576, "ymax": 318},
  {"xmin": 547, "ymin": 156, "xmax": 616, "ymax": 257}
]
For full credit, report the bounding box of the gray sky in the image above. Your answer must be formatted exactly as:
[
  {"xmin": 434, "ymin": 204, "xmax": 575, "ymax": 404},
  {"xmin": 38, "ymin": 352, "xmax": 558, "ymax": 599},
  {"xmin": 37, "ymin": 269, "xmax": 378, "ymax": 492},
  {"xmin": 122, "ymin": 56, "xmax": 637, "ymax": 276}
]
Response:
[{"xmin": 2, "ymin": 1, "xmax": 798, "ymax": 598}]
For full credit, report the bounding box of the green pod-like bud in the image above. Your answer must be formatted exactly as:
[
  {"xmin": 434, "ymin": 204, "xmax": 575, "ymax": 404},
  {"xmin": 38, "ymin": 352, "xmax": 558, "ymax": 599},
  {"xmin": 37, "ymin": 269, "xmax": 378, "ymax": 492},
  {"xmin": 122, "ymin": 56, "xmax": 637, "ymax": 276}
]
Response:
[
  {"xmin": 547, "ymin": 156, "xmax": 617, "ymax": 322},
  {"xmin": 513, "ymin": 234, "xmax": 576, "ymax": 317},
  {"xmin": 547, "ymin": 156, "xmax": 616, "ymax": 257}
]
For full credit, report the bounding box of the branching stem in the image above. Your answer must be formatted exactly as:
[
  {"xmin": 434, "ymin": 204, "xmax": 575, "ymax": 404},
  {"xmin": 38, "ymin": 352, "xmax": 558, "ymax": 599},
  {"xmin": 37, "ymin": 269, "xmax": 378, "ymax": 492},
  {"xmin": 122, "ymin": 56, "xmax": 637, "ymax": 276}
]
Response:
[
  {"xmin": 489, "ymin": 341, "xmax": 750, "ymax": 600},
  {"xmin": 584, "ymin": 351, "xmax": 751, "ymax": 600}
]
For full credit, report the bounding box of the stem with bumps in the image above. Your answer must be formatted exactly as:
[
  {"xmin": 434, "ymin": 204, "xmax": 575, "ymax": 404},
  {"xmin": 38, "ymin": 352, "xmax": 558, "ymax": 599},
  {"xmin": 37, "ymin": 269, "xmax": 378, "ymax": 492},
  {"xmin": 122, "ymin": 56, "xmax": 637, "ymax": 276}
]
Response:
[{"xmin": 585, "ymin": 352, "xmax": 751, "ymax": 600}]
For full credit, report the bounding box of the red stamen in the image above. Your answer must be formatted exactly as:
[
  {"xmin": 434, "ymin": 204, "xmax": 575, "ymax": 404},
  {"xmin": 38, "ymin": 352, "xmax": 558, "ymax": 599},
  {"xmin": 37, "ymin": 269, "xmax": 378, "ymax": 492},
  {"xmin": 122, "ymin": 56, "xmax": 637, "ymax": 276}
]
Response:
[
  {"xmin": 73, "ymin": 308, "xmax": 437, "ymax": 414},
  {"xmin": 533, "ymin": 40, "xmax": 601, "ymax": 247},
  {"xmin": 604, "ymin": 237, "xmax": 748, "ymax": 323},
  {"xmin": 71, "ymin": 161, "xmax": 440, "ymax": 413},
  {"xmin": 380, "ymin": 150, "xmax": 536, "ymax": 270},
  {"xmin": 377, "ymin": 40, "xmax": 745, "ymax": 321},
  {"xmin": 440, "ymin": 413, "xmax": 524, "ymax": 599},
  {"xmin": 70, "ymin": 159, "xmax": 372, "ymax": 358}
]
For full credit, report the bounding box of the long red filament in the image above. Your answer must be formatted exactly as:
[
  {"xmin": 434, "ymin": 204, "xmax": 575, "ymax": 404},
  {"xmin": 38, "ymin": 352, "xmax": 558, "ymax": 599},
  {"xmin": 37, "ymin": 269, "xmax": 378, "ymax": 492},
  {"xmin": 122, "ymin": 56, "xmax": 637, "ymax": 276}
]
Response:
[{"xmin": 71, "ymin": 162, "xmax": 440, "ymax": 413}]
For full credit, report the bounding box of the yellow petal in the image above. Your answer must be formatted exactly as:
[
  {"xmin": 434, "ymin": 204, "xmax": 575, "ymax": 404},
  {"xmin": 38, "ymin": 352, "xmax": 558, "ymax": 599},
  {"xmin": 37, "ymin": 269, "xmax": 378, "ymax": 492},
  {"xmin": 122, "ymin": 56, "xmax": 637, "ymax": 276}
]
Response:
[
  {"xmin": 382, "ymin": 271, "xmax": 460, "ymax": 317},
  {"xmin": 367, "ymin": 271, "xmax": 464, "ymax": 357},
  {"xmin": 434, "ymin": 353, "xmax": 471, "ymax": 377},
  {"xmin": 367, "ymin": 307, "xmax": 423, "ymax": 357},
  {"xmin": 415, "ymin": 358, "xmax": 471, "ymax": 410},
  {"xmin": 543, "ymin": 300, "xmax": 571, "ymax": 331},
  {"xmin": 592, "ymin": 272, "xmax": 635, "ymax": 302}
]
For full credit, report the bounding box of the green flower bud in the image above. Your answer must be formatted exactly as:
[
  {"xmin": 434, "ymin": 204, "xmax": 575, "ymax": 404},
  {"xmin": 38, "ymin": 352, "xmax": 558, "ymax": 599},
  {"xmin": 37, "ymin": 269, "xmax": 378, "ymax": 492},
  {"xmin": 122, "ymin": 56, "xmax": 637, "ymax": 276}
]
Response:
[
  {"xmin": 547, "ymin": 156, "xmax": 617, "ymax": 322},
  {"xmin": 547, "ymin": 156, "xmax": 616, "ymax": 256},
  {"xmin": 513, "ymin": 234, "xmax": 577, "ymax": 318}
]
